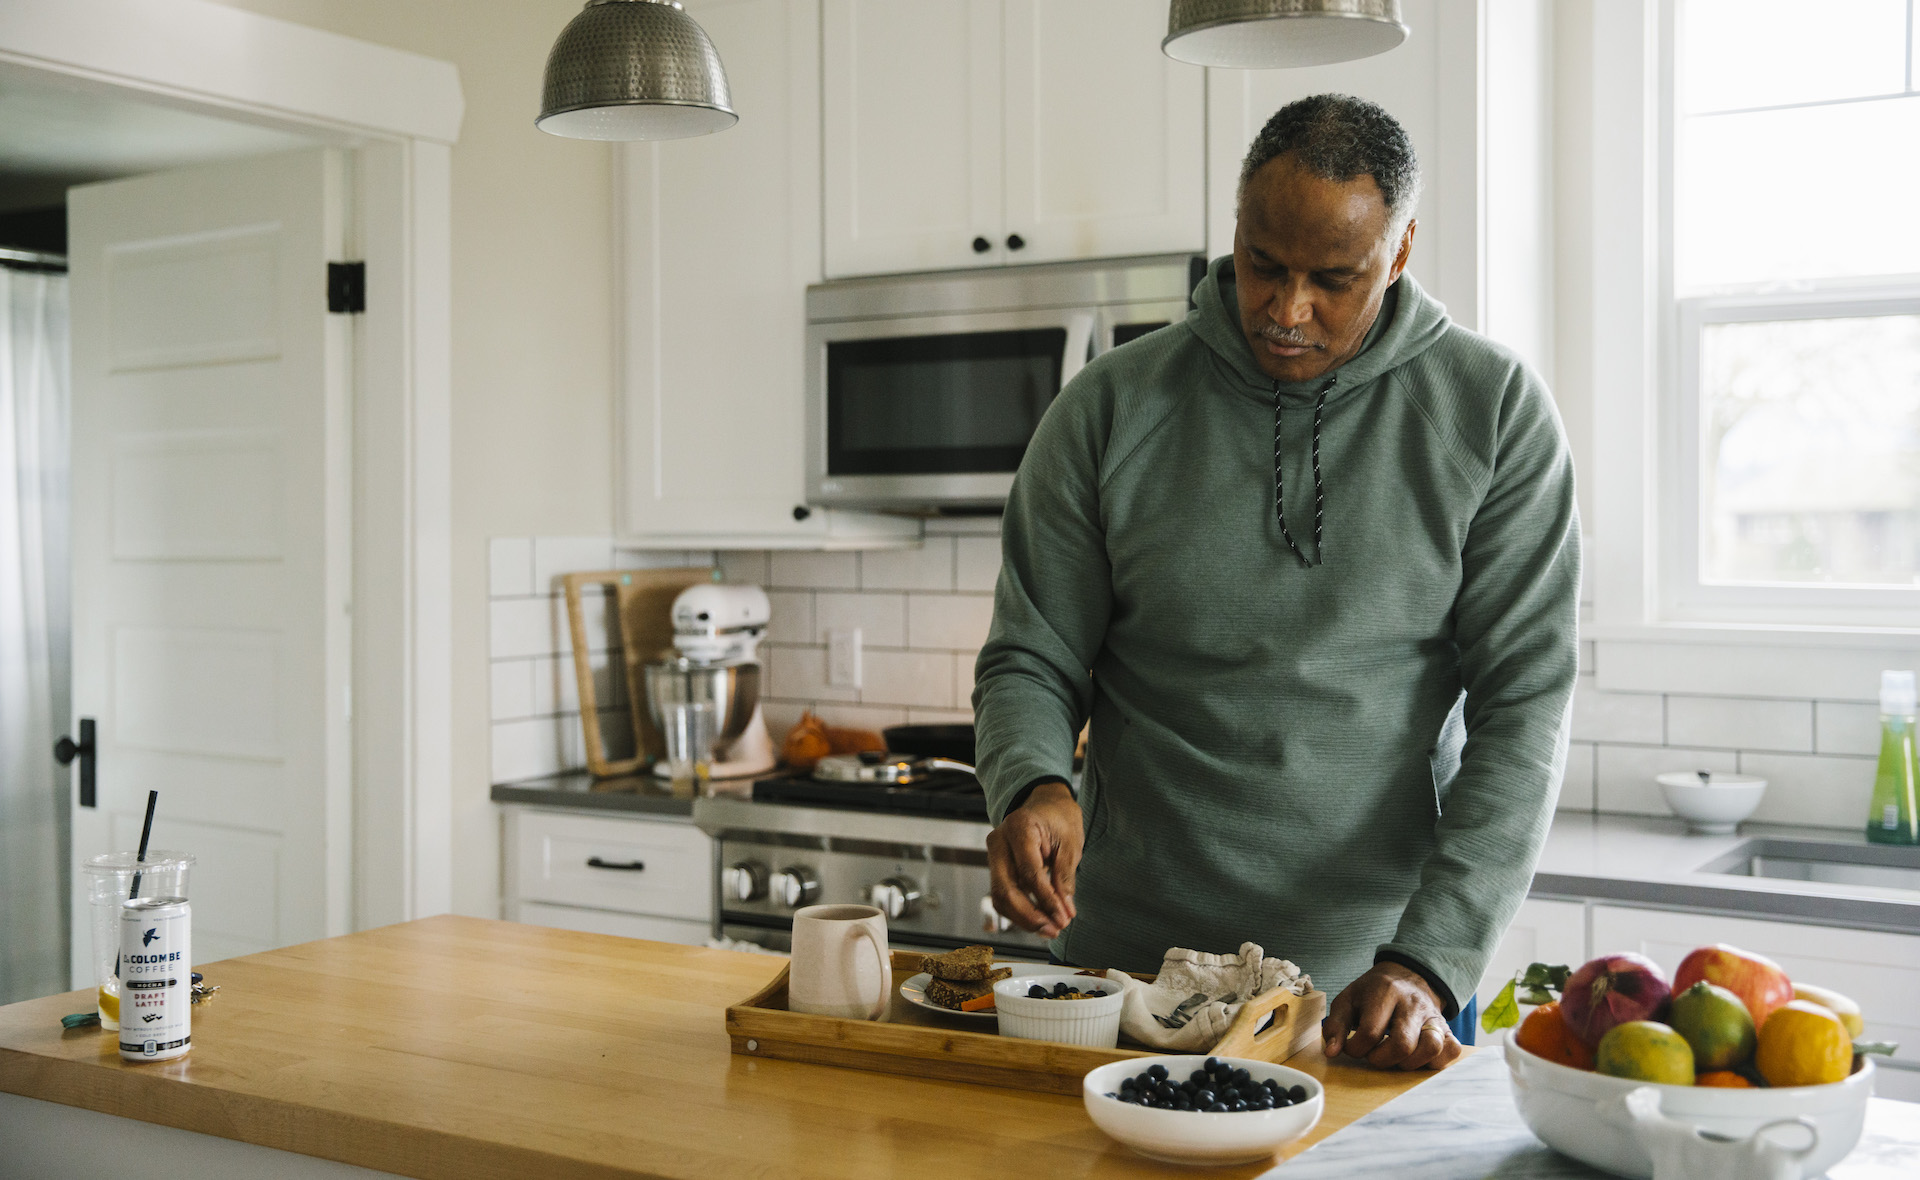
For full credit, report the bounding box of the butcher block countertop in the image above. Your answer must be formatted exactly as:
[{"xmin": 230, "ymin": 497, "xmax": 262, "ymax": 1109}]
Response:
[{"xmin": 0, "ymin": 916, "xmax": 1439, "ymax": 1179}]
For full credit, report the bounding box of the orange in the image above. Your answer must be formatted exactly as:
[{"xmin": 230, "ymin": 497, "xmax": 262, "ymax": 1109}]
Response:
[
  {"xmin": 1695, "ymin": 1071, "xmax": 1753, "ymax": 1088},
  {"xmin": 1516, "ymin": 1001, "xmax": 1595, "ymax": 1070},
  {"xmin": 1755, "ymin": 1000, "xmax": 1852, "ymax": 1087}
]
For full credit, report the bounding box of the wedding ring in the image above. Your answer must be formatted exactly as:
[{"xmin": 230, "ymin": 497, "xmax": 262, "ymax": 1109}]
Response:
[{"xmin": 1422, "ymin": 1017, "xmax": 1450, "ymax": 1036}]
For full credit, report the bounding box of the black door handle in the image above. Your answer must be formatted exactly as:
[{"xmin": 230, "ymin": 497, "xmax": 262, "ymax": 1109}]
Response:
[
  {"xmin": 586, "ymin": 857, "xmax": 646, "ymax": 871},
  {"xmin": 56, "ymin": 718, "xmax": 96, "ymax": 808},
  {"xmin": 1006, "ymin": 233, "xmax": 1026, "ymax": 251}
]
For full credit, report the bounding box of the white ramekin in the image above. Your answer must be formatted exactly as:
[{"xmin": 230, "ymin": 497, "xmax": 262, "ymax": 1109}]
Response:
[{"xmin": 991, "ymin": 971, "xmax": 1124, "ymax": 1047}]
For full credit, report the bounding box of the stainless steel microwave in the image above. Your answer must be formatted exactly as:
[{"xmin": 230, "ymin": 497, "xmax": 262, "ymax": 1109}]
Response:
[{"xmin": 805, "ymin": 254, "xmax": 1202, "ymax": 513}]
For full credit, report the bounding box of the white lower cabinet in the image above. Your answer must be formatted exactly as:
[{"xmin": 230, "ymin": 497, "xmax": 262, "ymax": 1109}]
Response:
[
  {"xmin": 502, "ymin": 808, "xmax": 714, "ymax": 947},
  {"xmin": 1589, "ymin": 904, "xmax": 1920, "ymax": 1100}
]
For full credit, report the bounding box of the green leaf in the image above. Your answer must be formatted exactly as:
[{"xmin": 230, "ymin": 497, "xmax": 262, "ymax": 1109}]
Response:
[
  {"xmin": 1854, "ymin": 1040, "xmax": 1900, "ymax": 1058},
  {"xmin": 1519, "ymin": 963, "xmax": 1552, "ymax": 987},
  {"xmin": 1546, "ymin": 965, "xmax": 1572, "ymax": 990},
  {"xmin": 1520, "ymin": 986, "xmax": 1555, "ymax": 1006},
  {"xmin": 1482, "ymin": 978, "xmax": 1520, "ymax": 1034}
]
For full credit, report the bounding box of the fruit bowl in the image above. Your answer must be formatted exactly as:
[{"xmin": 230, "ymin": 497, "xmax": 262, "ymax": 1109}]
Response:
[
  {"xmin": 1655, "ymin": 771, "xmax": 1766, "ymax": 834},
  {"xmin": 1505, "ymin": 1038, "xmax": 1873, "ymax": 1179},
  {"xmin": 1082, "ymin": 1056, "xmax": 1323, "ymax": 1166}
]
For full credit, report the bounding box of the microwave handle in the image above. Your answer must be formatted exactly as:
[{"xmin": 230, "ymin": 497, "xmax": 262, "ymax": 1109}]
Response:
[{"xmin": 1060, "ymin": 313, "xmax": 1096, "ymax": 388}]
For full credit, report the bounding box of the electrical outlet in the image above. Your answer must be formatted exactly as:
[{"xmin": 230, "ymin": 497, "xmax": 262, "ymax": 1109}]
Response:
[{"xmin": 828, "ymin": 628, "xmax": 862, "ymax": 688}]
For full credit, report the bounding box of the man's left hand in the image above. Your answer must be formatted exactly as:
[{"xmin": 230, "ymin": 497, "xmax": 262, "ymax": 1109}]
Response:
[{"xmin": 1321, "ymin": 962, "xmax": 1463, "ymax": 1070}]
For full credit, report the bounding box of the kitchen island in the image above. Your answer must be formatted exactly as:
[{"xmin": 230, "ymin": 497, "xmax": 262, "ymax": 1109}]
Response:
[{"xmin": 0, "ymin": 916, "xmax": 1435, "ymax": 1179}]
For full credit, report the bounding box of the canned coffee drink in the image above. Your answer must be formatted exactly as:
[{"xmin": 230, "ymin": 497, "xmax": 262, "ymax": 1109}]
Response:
[{"xmin": 118, "ymin": 897, "xmax": 191, "ymax": 1062}]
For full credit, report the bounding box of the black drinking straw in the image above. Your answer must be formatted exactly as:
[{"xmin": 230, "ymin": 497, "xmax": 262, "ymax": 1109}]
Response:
[{"xmin": 114, "ymin": 790, "xmax": 160, "ymax": 980}]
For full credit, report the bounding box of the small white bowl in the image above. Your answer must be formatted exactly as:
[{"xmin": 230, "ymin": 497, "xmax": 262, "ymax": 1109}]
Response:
[
  {"xmin": 1505, "ymin": 1038, "xmax": 1871, "ymax": 1179},
  {"xmin": 1656, "ymin": 771, "xmax": 1767, "ymax": 834},
  {"xmin": 1083, "ymin": 1055, "xmax": 1324, "ymax": 1166},
  {"xmin": 992, "ymin": 972, "xmax": 1123, "ymax": 1047}
]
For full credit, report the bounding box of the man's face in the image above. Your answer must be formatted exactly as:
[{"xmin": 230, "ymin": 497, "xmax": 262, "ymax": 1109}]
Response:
[{"xmin": 1233, "ymin": 153, "xmax": 1415, "ymax": 383}]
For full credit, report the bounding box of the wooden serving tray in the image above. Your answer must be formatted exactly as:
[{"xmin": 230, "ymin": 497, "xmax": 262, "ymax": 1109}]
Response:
[{"xmin": 725, "ymin": 951, "xmax": 1329, "ymax": 1096}]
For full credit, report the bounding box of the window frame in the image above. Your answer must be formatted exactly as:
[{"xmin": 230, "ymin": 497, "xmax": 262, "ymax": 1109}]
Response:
[{"xmin": 1656, "ymin": 0, "xmax": 1920, "ymax": 628}]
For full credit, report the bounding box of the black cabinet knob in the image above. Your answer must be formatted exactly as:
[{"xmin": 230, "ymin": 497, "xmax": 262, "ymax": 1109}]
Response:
[
  {"xmin": 1006, "ymin": 234, "xmax": 1026, "ymax": 251},
  {"xmin": 792, "ymin": 505, "xmax": 812, "ymax": 521},
  {"xmin": 971, "ymin": 236, "xmax": 991, "ymax": 254},
  {"xmin": 56, "ymin": 718, "xmax": 96, "ymax": 808}
]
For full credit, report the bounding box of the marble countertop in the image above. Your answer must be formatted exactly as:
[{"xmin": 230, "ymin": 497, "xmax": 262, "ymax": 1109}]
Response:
[
  {"xmin": 1271, "ymin": 1049, "xmax": 1920, "ymax": 1179},
  {"xmin": 1534, "ymin": 814, "xmax": 1920, "ymax": 935}
]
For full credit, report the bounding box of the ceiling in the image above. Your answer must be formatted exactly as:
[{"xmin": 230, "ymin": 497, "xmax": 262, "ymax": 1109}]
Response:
[{"xmin": 0, "ymin": 61, "xmax": 317, "ymax": 213}]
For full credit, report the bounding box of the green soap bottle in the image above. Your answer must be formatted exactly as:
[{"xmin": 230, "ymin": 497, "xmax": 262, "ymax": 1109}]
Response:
[{"xmin": 1868, "ymin": 670, "xmax": 1919, "ymax": 845}]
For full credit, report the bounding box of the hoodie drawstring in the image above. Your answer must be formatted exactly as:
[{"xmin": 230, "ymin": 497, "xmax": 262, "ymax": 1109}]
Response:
[{"xmin": 1272, "ymin": 381, "xmax": 1329, "ymax": 568}]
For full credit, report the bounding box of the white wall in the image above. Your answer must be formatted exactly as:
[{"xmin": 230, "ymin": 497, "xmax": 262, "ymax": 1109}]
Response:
[{"xmin": 209, "ymin": 0, "xmax": 616, "ymax": 918}]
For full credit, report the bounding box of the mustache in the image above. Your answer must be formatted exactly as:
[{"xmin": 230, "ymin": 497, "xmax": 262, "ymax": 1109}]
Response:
[{"xmin": 1257, "ymin": 323, "xmax": 1321, "ymax": 349}]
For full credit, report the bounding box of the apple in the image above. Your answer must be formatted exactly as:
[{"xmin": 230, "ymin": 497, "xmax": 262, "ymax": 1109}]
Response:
[
  {"xmin": 1674, "ymin": 944, "xmax": 1793, "ymax": 1028},
  {"xmin": 1560, "ymin": 953, "xmax": 1673, "ymax": 1048}
]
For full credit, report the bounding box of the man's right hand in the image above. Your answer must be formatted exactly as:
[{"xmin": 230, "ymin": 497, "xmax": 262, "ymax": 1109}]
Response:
[{"xmin": 985, "ymin": 780, "xmax": 1082, "ymax": 939}]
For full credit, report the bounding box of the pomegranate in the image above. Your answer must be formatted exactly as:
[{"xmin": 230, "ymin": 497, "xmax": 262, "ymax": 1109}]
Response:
[{"xmin": 1559, "ymin": 953, "xmax": 1672, "ymax": 1048}]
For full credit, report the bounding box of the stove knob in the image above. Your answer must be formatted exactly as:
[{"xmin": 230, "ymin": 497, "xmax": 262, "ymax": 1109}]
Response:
[
  {"xmin": 979, "ymin": 895, "xmax": 1012, "ymax": 934},
  {"xmin": 870, "ymin": 876, "xmax": 922, "ymax": 920},
  {"xmin": 770, "ymin": 866, "xmax": 819, "ymax": 909},
  {"xmin": 723, "ymin": 860, "xmax": 769, "ymax": 902}
]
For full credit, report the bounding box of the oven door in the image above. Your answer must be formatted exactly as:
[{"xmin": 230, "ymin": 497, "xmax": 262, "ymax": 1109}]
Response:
[{"xmin": 805, "ymin": 308, "xmax": 1098, "ymax": 511}]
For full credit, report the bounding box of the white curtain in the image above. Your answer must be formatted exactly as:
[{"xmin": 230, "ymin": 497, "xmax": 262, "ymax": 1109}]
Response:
[{"xmin": 0, "ymin": 265, "xmax": 70, "ymax": 1003}]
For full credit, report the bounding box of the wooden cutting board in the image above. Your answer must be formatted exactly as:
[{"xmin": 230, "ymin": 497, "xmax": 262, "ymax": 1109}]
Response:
[{"xmin": 560, "ymin": 567, "xmax": 715, "ymax": 777}]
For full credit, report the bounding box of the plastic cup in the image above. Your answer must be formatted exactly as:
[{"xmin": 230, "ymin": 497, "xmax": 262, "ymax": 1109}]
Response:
[
  {"xmin": 664, "ymin": 700, "xmax": 717, "ymax": 785},
  {"xmin": 82, "ymin": 851, "xmax": 194, "ymax": 1029}
]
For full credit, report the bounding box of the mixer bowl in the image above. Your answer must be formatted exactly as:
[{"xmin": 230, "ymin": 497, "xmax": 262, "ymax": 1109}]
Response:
[{"xmin": 643, "ymin": 656, "xmax": 760, "ymax": 751}]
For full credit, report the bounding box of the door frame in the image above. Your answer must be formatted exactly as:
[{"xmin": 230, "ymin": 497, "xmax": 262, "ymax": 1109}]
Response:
[{"xmin": 0, "ymin": 0, "xmax": 461, "ymax": 929}]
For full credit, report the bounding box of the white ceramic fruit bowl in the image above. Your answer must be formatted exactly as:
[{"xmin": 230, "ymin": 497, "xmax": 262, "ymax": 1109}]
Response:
[
  {"xmin": 1656, "ymin": 771, "xmax": 1767, "ymax": 834},
  {"xmin": 1082, "ymin": 1055, "xmax": 1324, "ymax": 1166},
  {"xmin": 992, "ymin": 972, "xmax": 1123, "ymax": 1048},
  {"xmin": 1505, "ymin": 1038, "xmax": 1872, "ymax": 1179}
]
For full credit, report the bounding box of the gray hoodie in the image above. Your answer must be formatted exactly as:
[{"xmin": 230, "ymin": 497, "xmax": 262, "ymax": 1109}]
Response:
[{"xmin": 972, "ymin": 256, "xmax": 1580, "ymax": 1008}]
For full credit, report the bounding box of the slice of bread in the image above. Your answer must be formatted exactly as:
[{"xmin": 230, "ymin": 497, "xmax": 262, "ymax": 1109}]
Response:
[
  {"xmin": 925, "ymin": 967, "xmax": 1012, "ymax": 1010},
  {"xmin": 918, "ymin": 944, "xmax": 997, "ymax": 981}
]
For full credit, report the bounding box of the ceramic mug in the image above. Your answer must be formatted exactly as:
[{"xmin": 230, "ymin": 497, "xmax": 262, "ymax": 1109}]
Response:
[{"xmin": 788, "ymin": 903, "xmax": 889, "ymax": 1020}]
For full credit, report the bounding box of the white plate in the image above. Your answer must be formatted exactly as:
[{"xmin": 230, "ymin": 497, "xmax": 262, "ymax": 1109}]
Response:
[{"xmin": 898, "ymin": 960, "xmax": 1054, "ymax": 1020}]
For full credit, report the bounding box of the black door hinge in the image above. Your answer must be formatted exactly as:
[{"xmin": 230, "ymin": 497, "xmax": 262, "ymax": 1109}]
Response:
[{"xmin": 328, "ymin": 261, "xmax": 366, "ymax": 314}]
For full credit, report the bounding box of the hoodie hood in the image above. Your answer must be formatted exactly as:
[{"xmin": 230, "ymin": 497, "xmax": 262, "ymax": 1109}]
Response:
[{"xmin": 1187, "ymin": 253, "xmax": 1451, "ymax": 407}]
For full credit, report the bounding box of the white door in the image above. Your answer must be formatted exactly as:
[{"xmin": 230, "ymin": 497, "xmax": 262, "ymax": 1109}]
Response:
[
  {"xmin": 822, "ymin": 0, "xmax": 1005, "ymax": 277},
  {"xmin": 66, "ymin": 148, "xmax": 352, "ymax": 981},
  {"xmin": 1001, "ymin": 0, "xmax": 1205, "ymax": 266}
]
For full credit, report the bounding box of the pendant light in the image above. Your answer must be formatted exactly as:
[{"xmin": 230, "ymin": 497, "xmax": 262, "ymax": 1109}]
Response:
[
  {"xmin": 538, "ymin": 0, "xmax": 737, "ymax": 141},
  {"xmin": 1163, "ymin": 0, "xmax": 1407, "ymax": 69}
]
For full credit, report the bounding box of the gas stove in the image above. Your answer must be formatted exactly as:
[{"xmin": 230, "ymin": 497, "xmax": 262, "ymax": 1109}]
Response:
[
  {"xmin": 692, "ymin": 775, "xmax": 1048, "ymax": 958},
  {"xmin": 748, "ymin": 766, "xmax": 990, "ymax": 820}
]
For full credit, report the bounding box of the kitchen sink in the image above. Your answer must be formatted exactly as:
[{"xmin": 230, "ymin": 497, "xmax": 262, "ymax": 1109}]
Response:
[{"xmin": 1699, "ymin": 839, "xmax": 1920, "ymax": 894}]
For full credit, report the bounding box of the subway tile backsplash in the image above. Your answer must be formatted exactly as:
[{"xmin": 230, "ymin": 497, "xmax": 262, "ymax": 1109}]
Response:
[{"xmin": 488, "ymin": 530, "xmax": 1880, "ymax": 829}]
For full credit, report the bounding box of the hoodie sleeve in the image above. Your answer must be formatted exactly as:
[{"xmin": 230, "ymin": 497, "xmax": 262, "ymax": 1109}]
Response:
[
  {"xmin": 1378, "ymin": 364, "xmax": 1581, "ymax": 1013},
  {"xmin": 971, "ymin": 384, "xmax": 1114, "ymax": 824}
]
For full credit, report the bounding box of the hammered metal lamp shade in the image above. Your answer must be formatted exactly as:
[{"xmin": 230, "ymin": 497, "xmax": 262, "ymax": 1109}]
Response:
[
  {"xmin": 538, "ymin": 0, "xmax": 737, "ymax": 141},
  {"xmin": 1164, "ymin": 0, "xmax": 1407, "ymax": 68}
]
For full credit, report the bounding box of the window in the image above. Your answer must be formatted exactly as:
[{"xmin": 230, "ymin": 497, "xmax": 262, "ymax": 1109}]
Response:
[{"xmin": 1668, "ymin": 0, "xmax": 1920, "ymax": 612}]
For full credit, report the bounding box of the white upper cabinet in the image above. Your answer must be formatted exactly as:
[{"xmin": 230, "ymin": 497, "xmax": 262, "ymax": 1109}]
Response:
[
  {"xmin": 823, "ymin": 0, "xmax": 1206, "ymax": 278},
  {"xmin": 618, "ymin": 0, "xmax": 917, "ymax": 547}
]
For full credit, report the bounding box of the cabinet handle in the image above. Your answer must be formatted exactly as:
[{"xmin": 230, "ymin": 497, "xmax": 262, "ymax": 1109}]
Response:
[
  {"xmin": 792, "ymin": 505, "xmax": 812, "ymax": 521},
  {"xmin": 55, "ymin": 718, "xmax": 96, "ymax": 808},
  {"xmin": 971, "ymin": 236, "xmax": 991, "ymax": 254},
  {"xmin": 586, "ymin": 857, "xmax": 646, "ymax": 871},
  {"xmin": 1006, "ymin": 234, "xmax": 1026, "ymax": 251}
]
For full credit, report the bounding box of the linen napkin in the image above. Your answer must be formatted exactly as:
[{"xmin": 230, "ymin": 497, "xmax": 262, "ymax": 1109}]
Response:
[{"xmin": 1097, "ymin": 942, "xmax": 1312, "ymax": 1052}]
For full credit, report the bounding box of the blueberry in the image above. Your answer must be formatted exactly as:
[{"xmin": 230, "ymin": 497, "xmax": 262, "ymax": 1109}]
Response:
[
  {"xmin": 1205, "ymin": 1102, "xmax": 1228, "ymax": 1113},
  {"xmin": 1231, "ymin": 1067, "xmax": 1251, "ymax": 1085},
  {"xmin": 1146, "ymin": 1063, "xmax": 1168, "ymax": 1081},
  {"xmin": 1120, "ymin": 1078, "xmax": 1136, "ymax": 1091},
  {"xmin": 1232, "ymin": 1100, "xmax": 1250, "ymax": 1112},
  {"xmin": 1104, "ymin": 1092, "xmax": 1118, "ymax": 1099},
  {"xmin": 1264, "ymin": 1078, "xmax": 1282, "ymax": 1093},
  {"xmin": 1274, "ymin": 1095, "xmax": 1293, "ymax": 1108},
  {"xmin": 1193, "ymin": 1089, "xmax": 1215, "ymax": 1107},
  {"xmin": 1189, "ymin": 1069, "xmax": 1209, "ymax": 1086},
  {"xmin": 1289, "ymin": 1084, "xmax": 1309, "ymax": 1103},
  {"xmin": 1219, "ymin": 1086, "xmax": 1239, "ymax": 1102},
  {"xmin": 1028, "ymin": 985, "xmax": 1046, "ymax": 999},
  {"xmin": 1174, "ymin": 1098, "xmax": 1191, "ymax": 1111}
]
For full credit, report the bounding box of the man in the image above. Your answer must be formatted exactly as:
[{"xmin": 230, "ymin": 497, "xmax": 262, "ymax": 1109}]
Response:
[{"xmin": 973, "ymin": 94, "xmax": 1579, "ymax": 1072}]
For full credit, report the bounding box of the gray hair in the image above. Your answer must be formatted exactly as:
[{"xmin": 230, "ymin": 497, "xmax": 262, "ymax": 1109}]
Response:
[{"xmin": 1238, "ymin": 93, "xmax": 1421, "ymax": 236}]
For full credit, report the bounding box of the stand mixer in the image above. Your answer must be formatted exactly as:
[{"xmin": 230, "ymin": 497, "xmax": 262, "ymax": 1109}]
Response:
[{"xmin": 642, "ymin": 583, "xmax": 777, "ymax": 780}]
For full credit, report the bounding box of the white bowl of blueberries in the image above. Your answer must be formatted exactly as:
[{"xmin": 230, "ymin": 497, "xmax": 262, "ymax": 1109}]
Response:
[{"xmin": 1082, "ymin": 1055, "xmax": 1324, "ymax": 1166}]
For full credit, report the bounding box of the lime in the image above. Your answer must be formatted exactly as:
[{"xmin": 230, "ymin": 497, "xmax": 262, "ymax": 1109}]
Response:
[{"xmin": 1669, "ymin": 980, "xmax": 1756, "ymax": 1071}]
